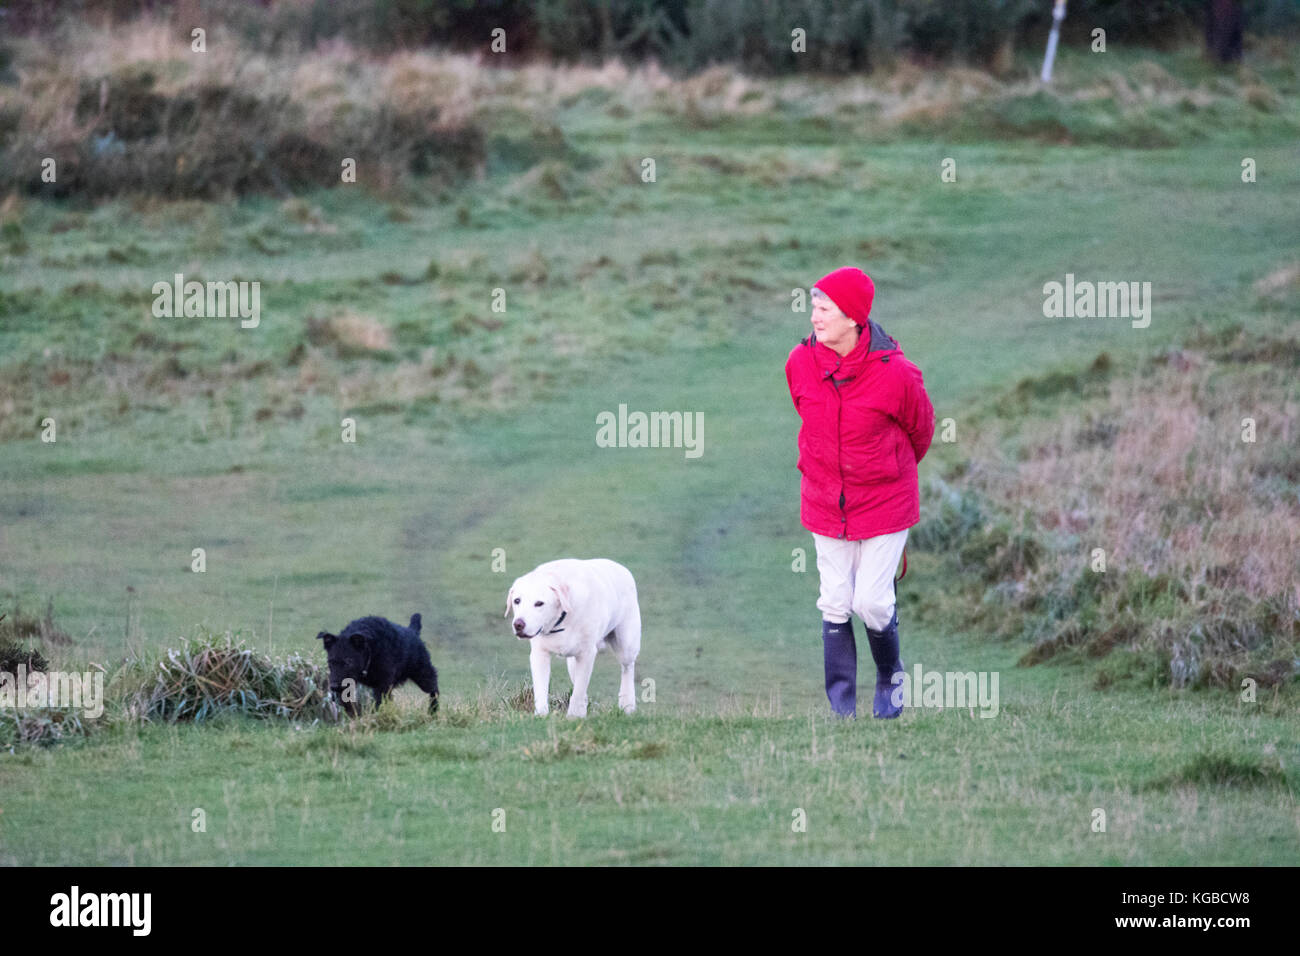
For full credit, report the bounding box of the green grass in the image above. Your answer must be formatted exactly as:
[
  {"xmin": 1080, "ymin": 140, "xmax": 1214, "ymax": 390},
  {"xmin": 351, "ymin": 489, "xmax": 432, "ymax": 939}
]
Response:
[
  {"xmin": 1, "ymin": 686, "xmax": 1295, "ymax": 865},
  {"xmin": 2, "ymin": 49, "xmax": 1299, "ymax": 864}
]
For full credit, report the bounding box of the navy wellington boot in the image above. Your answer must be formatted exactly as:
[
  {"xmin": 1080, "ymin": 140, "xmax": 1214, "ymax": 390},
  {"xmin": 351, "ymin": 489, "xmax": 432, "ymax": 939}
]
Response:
[
  {"xmin": 865, "ymin": 606, "xmax": 904, "ymax": 719},
  {"xmin": 821, "ymin": 619, "xmax": 857, "ymax": 718}
]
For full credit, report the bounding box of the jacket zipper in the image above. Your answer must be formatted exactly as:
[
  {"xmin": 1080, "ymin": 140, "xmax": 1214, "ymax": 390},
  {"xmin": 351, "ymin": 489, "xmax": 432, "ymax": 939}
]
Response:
[{"xmin": 833, "ymin": 366, "xmax": 847, "ymax": 538}]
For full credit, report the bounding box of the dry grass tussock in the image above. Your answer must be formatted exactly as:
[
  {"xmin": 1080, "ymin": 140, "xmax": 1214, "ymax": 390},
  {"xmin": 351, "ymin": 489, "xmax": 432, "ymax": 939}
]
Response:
[
  {"xmin": 113, "ymin": 632, "xmax": 334, "ymax": 723},
  {"xmin": 7, "ymin": 13, "xmax": 1289, "ymax": 199},
  {"xmin": 980, "ymin": 362, "xmax": 1299, "ymax": 601},
  {"xmin": 925, "ymin": 320, "xmax": 1299, "ymax": 688},
  {"xmin": 1, "ymin": 626, "xmax": 336, "ymax": 747}
]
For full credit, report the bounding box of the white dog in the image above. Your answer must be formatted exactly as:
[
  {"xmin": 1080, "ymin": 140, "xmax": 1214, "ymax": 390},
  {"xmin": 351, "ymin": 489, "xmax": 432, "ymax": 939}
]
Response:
[{"xmin": 505, "ymin": 558, "xmax": 641, "ymax": 717}]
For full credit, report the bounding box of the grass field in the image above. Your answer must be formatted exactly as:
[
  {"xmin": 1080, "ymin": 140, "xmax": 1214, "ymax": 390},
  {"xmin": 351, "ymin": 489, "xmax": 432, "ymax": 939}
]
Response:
[{"xmin": 1, "ymin": 44, "xmax": 1298, "ymax": 865}]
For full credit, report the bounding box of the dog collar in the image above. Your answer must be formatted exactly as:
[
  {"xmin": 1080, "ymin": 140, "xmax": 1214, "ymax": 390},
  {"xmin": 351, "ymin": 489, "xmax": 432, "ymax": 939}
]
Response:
[{"xmin": 547, "ymin": 611, "xmax": 567, "ymax": 634}]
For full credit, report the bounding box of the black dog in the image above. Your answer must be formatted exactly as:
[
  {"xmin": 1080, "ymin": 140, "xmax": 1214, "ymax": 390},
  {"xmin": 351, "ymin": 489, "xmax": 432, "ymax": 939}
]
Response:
[{"xmin": 317, "ymin": 613, "xmax": 439, "ymax": 716}]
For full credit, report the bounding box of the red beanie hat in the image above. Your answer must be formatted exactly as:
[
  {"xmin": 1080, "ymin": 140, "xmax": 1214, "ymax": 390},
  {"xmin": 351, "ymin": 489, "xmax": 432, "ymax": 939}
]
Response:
[{"xmin": 813, "ymin": 267, "xmax": 875, "ymax": 326}]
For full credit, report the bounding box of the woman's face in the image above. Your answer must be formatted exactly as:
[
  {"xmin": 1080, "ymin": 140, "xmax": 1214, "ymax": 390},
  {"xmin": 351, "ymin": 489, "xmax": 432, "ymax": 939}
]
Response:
[{"xmin": 811, "ymin": 294, "xmax": 859, "ymax": 353}]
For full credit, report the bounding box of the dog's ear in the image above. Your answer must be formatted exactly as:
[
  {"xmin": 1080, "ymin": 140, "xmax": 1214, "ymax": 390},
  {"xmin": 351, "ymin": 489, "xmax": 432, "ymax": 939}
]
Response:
[
  {"xmin": 349, "ymin": 632, "xmax": 367, "ymax": 650},
  {"xmin": 549, "ymin": 581, "xmax": 573, "ymax": 616},
  {"xmin": 317, "ymin": 631, "xmax": 336, "ymax": 647},
  {"xmin": 504, "ymin": 586, "xmax": 514, "ymax": 619}
]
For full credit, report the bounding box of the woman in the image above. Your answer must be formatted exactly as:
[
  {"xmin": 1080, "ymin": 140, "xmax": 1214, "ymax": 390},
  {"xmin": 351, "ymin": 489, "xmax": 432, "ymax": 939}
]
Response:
[{"xmin": 785, "ymin": 267, "xmax": 935, "ymax": 719}]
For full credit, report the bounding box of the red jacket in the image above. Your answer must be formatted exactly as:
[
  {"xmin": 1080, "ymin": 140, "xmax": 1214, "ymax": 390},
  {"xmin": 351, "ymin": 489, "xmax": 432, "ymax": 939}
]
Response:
[{"xmin": 785, "ymin": 320, "xmax": 935, "ymax": 540}]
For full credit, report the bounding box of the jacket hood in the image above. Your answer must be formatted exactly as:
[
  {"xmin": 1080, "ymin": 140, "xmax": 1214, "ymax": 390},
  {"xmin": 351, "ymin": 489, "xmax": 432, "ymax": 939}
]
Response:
[{"xmin": 801, "ymin": 319, "xmax": 900, "ymax": 381}]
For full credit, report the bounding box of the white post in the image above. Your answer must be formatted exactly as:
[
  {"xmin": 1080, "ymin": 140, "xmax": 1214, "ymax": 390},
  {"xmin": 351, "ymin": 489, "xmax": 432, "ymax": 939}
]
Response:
[{"xmin": 1040, "ymin": 0, "xmax": 1068, "ymax": 84}]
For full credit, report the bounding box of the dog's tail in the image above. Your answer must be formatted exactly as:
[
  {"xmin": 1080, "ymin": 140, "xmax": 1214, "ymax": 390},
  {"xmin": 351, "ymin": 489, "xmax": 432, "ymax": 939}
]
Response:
[{"xmin": 409, "ymin": 612, "xmax": 422, "ymax": 633}]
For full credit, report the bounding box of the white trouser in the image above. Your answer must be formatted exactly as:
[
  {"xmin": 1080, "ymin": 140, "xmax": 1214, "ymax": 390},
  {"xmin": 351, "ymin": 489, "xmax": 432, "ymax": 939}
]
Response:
[{"xmin": 813, "ymin": 529, "xmax": 908, "ymax": 631}]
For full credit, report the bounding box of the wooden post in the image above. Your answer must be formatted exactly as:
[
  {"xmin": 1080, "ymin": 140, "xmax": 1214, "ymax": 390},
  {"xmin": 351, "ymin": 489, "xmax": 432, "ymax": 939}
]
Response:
[{"xmin": 1040, "ymin": 0, "xmax": 1068, "ymax": 84}]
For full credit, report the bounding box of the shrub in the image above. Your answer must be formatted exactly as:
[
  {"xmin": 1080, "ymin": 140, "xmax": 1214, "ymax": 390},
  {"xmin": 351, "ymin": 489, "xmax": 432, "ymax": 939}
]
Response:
[
  {"xmin": 10, "ymin": 1, "xmax": 1292, "ymax": 76},
  {"xmin": 910, "ymin": 476, "xmax": 987, "ymax": 552},
  {"xmin": 0, "ymin": 63, "xmax": 484, "ymax": 200},
  {"xmin": 0, "ymin": 636, "xmax": 48, "ymax": 675}
]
